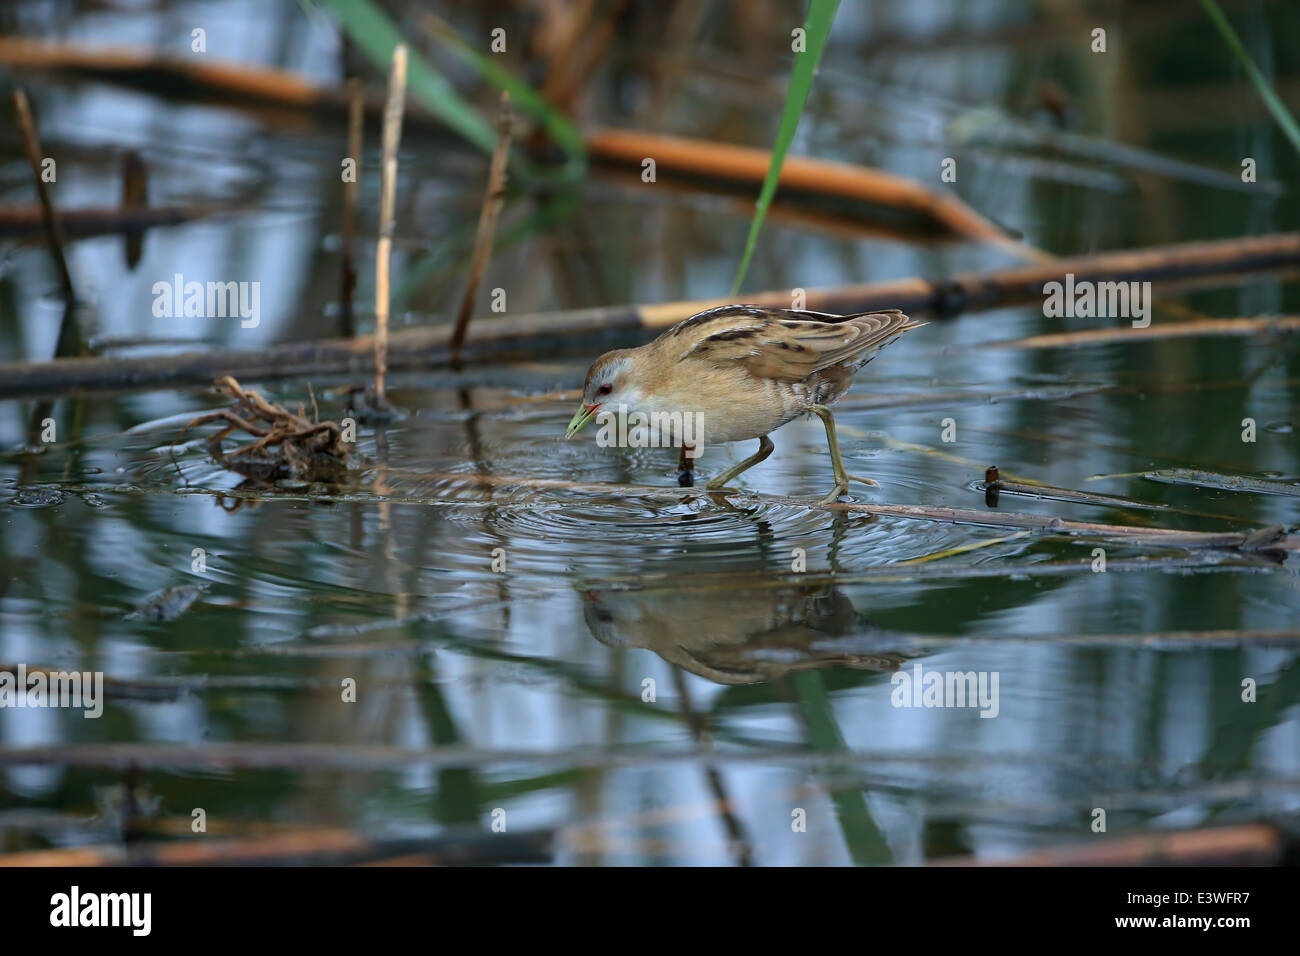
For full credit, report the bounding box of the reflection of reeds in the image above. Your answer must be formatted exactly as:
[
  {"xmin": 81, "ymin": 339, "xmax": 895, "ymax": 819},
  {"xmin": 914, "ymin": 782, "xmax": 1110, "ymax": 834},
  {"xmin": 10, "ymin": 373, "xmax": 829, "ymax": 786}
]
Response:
[
  {"xmin": 668, "ymin": 666, "xmax": 754, "ymax": 866},
  {"xmin": 372, "ymin": 44, "xmax": 407, "ymax": 408},
  {"xmin": 339, "ymin": 78, "xmax": 364, "ymax": 337},
  {"xmin": 793, "ymin": 671, "xmax": 891, "ymax": 865}
]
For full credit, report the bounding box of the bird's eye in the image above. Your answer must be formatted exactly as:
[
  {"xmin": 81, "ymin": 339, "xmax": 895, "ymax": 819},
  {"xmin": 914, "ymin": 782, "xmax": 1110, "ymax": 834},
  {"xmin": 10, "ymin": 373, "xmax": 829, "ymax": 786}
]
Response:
[{"xmin": 597, "ymin": 383, "xmax": 612, "ymax": 396}]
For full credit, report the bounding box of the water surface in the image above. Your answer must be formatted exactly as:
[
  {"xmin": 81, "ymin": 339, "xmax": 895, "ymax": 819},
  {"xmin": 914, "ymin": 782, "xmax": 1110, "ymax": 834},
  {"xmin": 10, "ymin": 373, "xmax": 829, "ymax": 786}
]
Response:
[{"xmin": 1, "ymin": 0, "xmax": 1298, "ymax": 864}]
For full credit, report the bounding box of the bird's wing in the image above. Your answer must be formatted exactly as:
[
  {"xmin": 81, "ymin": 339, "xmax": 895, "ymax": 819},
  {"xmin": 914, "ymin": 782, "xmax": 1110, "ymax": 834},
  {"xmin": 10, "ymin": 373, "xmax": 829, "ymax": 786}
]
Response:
[{"xmin": 670, "ymin": 306, "xmax": 923, "ymax": 382}]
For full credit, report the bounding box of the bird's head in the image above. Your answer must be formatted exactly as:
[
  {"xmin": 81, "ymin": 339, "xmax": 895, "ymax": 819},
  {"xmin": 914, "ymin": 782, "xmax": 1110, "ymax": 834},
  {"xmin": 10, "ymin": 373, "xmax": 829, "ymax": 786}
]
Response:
[{"xmin": 565, "ymin": 350, "xmax": 636, "ymax": 438}]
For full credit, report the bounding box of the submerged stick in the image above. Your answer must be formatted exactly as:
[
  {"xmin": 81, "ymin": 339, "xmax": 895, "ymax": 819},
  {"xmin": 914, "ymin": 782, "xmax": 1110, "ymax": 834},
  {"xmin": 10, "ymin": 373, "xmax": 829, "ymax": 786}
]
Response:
[
  {"xmin": 373, "ymin": 44, "xmax": 407, "ymax": 407},
  {"xmin": 449, "ymin": 93, "xmax": 512, "ymax": 361},
  {"xmin": 2, "ymin": 232, "xmax": 1297, "ymax": 399},
  {"xmin": 12, "ymin": 89, "xmax": 74, "ymax": 302}
]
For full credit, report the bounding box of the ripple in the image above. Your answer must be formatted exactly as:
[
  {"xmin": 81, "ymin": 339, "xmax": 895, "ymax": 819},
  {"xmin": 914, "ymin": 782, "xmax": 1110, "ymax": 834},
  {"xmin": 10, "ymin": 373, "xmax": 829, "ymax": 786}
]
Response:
[
  {"xmin": 428, "ymin": 486, "xmax": 973, "ymax": 582},
  {"xmin": 6, "ymin": 487, "xmax": 66, "ymax": 508}
]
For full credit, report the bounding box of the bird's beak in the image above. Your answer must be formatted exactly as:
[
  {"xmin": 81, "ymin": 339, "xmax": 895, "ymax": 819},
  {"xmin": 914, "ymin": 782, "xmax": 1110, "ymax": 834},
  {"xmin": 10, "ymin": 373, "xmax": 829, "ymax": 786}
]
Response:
[{"xmin": 565, "ymin": 403, "xmax": 600, "ymax": 439}]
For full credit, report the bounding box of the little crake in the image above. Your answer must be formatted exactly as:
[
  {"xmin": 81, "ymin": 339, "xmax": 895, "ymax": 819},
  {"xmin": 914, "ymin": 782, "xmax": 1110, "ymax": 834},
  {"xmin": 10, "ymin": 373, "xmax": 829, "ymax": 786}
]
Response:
[{"xmin": 566, "ymin": 304, "xmax": 924, "ymax": 502}]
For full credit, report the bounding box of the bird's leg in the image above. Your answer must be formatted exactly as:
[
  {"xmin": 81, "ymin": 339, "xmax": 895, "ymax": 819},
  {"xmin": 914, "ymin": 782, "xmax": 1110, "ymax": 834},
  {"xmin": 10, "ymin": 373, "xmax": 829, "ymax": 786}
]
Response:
[
  {"xmin": 705, "ymin": 435, "xmax": 774, "ymax": 490},
  {"xmin": 676, "ymin": 443, "xmax": 695, "ymax": 487},
  {"xmin": 810, "ymin": 404, "xmax": 879, "ymax": 503}
]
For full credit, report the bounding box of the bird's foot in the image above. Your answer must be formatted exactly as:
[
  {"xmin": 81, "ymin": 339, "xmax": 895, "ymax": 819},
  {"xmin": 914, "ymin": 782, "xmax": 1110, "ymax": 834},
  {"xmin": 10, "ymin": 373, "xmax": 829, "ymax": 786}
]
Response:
[
  {"xmin": 817, "ymin": 474, "xmax": 879, "ymax": 503},
  {"xmin": 702, "ymin": 481, "xmax": 741, "ymax": 497},
  {"xmin": 817, "ymin": 479, "xmax": 850, "ymax": 504},
  {"xmin": 676, "ymin": 468, "xmax": 695, "ymax": 487}
]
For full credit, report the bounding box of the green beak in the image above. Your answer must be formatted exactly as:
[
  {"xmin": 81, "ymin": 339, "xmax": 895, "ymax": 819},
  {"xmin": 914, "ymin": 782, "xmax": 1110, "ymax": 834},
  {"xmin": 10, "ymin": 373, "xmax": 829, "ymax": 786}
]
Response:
[{"xmin": 565, "ymin": 403, "xmax": 600, "ymax": 439}]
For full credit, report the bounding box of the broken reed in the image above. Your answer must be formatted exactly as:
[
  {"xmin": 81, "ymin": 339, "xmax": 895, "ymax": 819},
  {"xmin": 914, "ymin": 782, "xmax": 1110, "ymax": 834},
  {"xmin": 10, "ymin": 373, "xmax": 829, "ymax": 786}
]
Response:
[{"xmin": 2, "ymin": 232, "xmax": 1295, "ymax": 399}]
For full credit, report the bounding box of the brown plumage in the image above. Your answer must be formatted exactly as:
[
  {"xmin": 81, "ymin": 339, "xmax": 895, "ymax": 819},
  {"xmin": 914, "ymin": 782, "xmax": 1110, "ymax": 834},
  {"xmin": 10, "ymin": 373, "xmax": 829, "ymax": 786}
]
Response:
[{"xmin": 566, "ymin": 304, "xmax": 925, "ymax": 501}]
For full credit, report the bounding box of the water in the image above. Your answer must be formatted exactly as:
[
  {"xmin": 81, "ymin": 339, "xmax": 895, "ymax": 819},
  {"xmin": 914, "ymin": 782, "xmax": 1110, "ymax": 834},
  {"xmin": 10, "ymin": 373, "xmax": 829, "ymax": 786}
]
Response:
[{"xmin": 1, "ymin": 0, "xmax": 1298, "ymax": 864}]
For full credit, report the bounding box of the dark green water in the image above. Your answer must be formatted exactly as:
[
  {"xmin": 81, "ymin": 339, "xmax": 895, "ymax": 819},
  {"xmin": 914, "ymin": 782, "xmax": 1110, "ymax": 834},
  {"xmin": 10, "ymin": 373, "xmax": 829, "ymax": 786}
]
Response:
[{"xmin": 1, "ymin": 0, "xmax": 1298, "ymax": 864}]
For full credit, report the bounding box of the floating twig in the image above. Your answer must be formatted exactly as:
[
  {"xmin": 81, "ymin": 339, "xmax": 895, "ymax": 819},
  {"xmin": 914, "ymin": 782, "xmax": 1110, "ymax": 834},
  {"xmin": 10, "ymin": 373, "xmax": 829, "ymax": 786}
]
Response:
[
  {"xmin": 1142, "ymin": 468, "xmax": 1300, "ymax": 498},
  {"xmin": 976, "ymin": 472, "xmax": 1171, "ymax": 511},
  {"xmin": 182, "ymin": 376, "xmax": 350, "ymax": 482}
]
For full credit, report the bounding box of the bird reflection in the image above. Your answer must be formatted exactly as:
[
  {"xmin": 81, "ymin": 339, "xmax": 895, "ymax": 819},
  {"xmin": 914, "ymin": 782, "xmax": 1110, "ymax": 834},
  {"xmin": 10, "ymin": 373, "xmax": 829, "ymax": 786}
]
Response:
[{"xmin": 582, "ymin": 583, "xmax": 907, "ymax": 684}]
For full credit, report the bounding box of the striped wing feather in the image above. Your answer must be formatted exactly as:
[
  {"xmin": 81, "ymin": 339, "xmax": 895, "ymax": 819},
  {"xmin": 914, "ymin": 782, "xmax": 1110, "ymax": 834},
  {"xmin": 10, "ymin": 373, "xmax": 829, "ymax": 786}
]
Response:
[{"xmin": 671, "ymin": 306, "xmax": 922, "ymax": 382}]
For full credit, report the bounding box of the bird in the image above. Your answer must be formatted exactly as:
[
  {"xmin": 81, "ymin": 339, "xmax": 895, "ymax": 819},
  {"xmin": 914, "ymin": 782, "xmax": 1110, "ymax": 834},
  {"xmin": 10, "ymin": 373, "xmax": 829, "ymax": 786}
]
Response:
[
  {"xmin": 565, "ymin": 304, "xmax": 924, "ymax": 502},
  {"xmin": 582, "ymin": 583, "xmax": 909, "ymax": 684}
]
